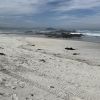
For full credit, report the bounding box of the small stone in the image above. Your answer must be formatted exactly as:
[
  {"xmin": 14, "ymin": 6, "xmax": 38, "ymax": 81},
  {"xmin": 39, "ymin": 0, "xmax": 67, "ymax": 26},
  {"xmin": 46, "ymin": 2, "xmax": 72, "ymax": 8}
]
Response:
[
  {"xmin": 73, "ymin": 53, "xmax": 80, "ymax": 55},
  {"xmin": 39, "ymin": 59, "xmax": 46, "ymax": 63},
  {"xmin": 65, "ymin": 47, "xmax": 76, "ymax": 50},
  {"xmin": 0, "ymin": 53, "xmax": 6, "ymax": 56},
  {"xmin": 50, "ymin": 86, "xmax": 54, "ymax": 88},
  {"xmin": 26, "ymin": 97, "xmax": 29, "ymax": 100},
  {"xmin": 0, "ymin": 93, "xmax": 4, "ymax": 96},
  {"xmin": 30, "ymin": 94, "xmax": 34, "ymax": 96},
  {"xmin": 31, "ymin": 45, "xmax": 35, "ymax": 46},
  {"xmin": 37, "ymin": 49, "xmax": 42, "ymax": 50},
  {"xmin": 12, "ymin": 86, "xmax": 17, "ymax": 90}
]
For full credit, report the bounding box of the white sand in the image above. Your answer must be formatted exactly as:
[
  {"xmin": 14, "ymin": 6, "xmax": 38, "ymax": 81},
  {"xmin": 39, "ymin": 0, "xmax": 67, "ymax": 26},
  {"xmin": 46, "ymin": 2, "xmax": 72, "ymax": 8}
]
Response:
[{"xmin": 0, "ymin": 34, "xmax": 100, "ymax": 100}]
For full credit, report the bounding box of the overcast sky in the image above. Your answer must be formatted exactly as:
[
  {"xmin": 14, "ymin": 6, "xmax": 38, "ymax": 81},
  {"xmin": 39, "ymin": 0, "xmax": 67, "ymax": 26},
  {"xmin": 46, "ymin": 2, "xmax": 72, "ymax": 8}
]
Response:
[{"xmin": 0, "ymin": 0, "xmax": 100, "ymax": 29}]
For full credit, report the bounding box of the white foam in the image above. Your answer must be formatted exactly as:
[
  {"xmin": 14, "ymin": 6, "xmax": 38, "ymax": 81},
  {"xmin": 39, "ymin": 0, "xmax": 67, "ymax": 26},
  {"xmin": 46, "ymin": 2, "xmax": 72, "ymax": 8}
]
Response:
[
  {"xmin": 78, "ymin": 30, "xmax": 100, "ymax": 37},
  {"xmin": 71, "ymin": 32, "xmax": 82, "ymax": 35},
  {"xmin": 82, "ymin": 32, "xmax": 100, "ymax": 37}
]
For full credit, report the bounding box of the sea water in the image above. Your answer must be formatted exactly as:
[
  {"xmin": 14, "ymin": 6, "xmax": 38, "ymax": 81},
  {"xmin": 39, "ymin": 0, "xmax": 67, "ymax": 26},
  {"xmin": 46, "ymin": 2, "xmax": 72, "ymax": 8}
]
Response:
[{"xmin": 0, "ymin": 28, "xmax": 100, "ymax": 43}]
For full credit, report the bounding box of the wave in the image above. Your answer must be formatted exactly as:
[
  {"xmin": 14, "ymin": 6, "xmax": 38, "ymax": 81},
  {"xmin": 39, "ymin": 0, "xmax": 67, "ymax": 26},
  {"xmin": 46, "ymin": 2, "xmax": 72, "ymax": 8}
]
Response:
[
  {"xmin": 78, "ymin": 30, "xmax": 100, "ymax": 37},
  {"xmin": 83, "ymin": 33, "xmax": 100, "ymax": 37}
]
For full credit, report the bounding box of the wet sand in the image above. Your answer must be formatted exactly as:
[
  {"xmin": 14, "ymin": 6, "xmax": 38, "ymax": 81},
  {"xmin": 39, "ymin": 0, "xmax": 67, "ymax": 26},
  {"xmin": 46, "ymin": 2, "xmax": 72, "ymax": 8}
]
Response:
[{"xmin": 0, "ymin": 34, "xmax": 100, "ymax": 100}]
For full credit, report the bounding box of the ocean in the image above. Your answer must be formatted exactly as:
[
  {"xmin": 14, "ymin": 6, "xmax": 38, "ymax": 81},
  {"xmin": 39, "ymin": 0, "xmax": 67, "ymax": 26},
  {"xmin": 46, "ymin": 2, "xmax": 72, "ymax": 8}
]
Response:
[
  {"xmin": 0, "ymin": 28, "xmax": 100, "ymax": 43},
  {"xmin": 76, "ymin": 30, "xmax": 100, "ymax": 43}
]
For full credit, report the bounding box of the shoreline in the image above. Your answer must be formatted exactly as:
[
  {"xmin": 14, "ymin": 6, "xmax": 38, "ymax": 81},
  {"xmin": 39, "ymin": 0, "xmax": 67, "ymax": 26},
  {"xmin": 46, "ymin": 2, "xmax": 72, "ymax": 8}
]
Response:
[{"xmin": 1, "ymin": 33, "xmax": 100, "ymax": 43}]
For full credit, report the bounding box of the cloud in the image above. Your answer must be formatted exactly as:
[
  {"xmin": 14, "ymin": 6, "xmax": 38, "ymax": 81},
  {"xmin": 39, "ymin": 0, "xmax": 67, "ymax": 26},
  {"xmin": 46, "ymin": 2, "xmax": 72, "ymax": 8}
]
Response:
[
  {"xmin": 0, "ymin": 0, "xmax": 100, "ymax": 15},
  {"xmin": 0, "ymin": 0, "xmax": 46, "ymax": 15},
  {"xmin": 53, "ymin": 0, "xmax": 100, "ymax": 12},
  {"xmin": 0, "ymin": 0, "xmax": 100, "ymax": 29}
]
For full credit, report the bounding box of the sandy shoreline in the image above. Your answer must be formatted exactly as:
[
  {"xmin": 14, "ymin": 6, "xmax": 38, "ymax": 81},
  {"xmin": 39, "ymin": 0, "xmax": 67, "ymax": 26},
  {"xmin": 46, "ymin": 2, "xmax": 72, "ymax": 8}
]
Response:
[{"xmin": 0, "ymin": 34, "xmax": 100, "ymax": 100}]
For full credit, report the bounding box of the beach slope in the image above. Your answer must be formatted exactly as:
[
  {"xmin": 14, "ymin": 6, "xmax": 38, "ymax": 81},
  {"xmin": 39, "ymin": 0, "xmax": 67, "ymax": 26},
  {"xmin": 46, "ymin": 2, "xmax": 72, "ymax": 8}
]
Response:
[{"xmin": 0, "ymin": 34, "xmax": 100, "ymax": 100}]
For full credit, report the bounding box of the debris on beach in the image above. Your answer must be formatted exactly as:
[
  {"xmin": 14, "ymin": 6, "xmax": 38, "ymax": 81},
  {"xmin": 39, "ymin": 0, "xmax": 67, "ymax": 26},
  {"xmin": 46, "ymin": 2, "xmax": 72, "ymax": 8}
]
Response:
[
  {"xmin": 0, "ymin": 92, "xmax": 5, "ymax": 96},
  {"xmin": 65, "ymin": 47, "xmax": 76, "ymax": 50},
  {"xmin": 37, "ymin": 49, "xmax": 42, "ymax": 50},
  {"xmin": 31, "ymin": 44, "xmax": 35, "ymax": 46},
  {"xmin": 0, "ymin": 53, "xmax": 6, "ymax": 56},
  {"xmin": 39, "ymin": 59, "xmax": 46, "ymax": 63},
  {"xmin": 26, "ymin": 97, "xmax": 29, "ymax": 100},
  {"xmin": 0, "ymin": 47, "xmax": 4, "ymax": 49},
  {"xmin": 30, "ymin": 93, "xmax": 34, "ymax": 97},
  {"xmin": 73, "ymin": 53, "xmax": 80, "ymax": 55},
  {"xmin": 50, "ymin": 86, "xmax": 54, "ymax": 88}
]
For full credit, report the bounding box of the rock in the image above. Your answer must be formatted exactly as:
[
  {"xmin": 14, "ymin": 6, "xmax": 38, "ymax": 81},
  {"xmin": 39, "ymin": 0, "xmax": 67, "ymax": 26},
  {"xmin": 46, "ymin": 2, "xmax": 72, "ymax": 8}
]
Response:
[
  {"xmin": 30, "ymin": 94, "xmax": 34, "ymax": 97},
  {"xmin": 0, "ymin": 47, "xmax": 4, "ymax": 49},
  {"xmin": 50, "ymin": 86, "xmax": 54, "ymax": 88},
  {"xmin": 73, "ymin": 53, "xmax": 80, "ymax": 55},
  {"xmin": 37, "ymin": 49, "xmax": 42, "ymax": 51},
  {"xmin": 31, "ymin": 44, "xmax": 35, "ymax": 46},
  {"xmin": 65, "ymin": 47, "xmax": 76, "ymax": 50},
  {"xmin": 12, "ymin": 86, "xmax": 17, "ymax": 90},
  {"xmin": 0, "ymin": 53, "xmax": 6, "ymax": 56},
  {"xmin": 0, "ymin": 93, "xmax": 5, "ymax": 96},
  {"xmin": 26, "ymin": 97, "xmax": 29, "ymax": 100},
  {"xmin": 39, "ymin": 59, "xmax": 46, "ymax": 63}
]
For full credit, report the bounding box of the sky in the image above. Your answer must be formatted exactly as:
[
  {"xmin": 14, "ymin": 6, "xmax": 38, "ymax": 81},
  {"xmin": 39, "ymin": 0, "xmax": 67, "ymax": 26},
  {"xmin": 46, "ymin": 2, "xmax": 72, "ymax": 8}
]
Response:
[{"xmin": 0, "ymin": 0, "xmax": 100, "ymax": 29}]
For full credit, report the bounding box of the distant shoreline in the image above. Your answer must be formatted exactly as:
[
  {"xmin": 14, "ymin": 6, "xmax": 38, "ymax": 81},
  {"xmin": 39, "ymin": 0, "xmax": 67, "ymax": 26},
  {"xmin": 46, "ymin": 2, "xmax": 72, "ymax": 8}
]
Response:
[{"xmin": 0, "ymin": 33, "xmax": 100, "ymax": 43}]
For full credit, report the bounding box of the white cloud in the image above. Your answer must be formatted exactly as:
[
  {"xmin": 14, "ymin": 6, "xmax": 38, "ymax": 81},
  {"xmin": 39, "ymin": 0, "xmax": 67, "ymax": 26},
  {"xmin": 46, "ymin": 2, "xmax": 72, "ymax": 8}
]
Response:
[
  {"xmin": 0, "ymin": 0, "xmax": 100, "ymax": 15},
  {"xmin": 54, "ymin": 0, "xmax": 100, "ymax": 12},
  {"xmin": 0, "ymin": 0, "xmax": 46, "ymax": 15},
  {"xmin": 0, "ymin": 0, "xmax": 100, "ymax": 29}
]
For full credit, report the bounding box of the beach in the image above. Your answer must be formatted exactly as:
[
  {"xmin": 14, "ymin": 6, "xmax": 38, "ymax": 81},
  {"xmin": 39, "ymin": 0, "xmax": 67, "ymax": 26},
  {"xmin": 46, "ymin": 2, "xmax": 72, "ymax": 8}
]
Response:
[{"xmin": 0, "ymin": 34, "xmax": 100, "ymax": 100}]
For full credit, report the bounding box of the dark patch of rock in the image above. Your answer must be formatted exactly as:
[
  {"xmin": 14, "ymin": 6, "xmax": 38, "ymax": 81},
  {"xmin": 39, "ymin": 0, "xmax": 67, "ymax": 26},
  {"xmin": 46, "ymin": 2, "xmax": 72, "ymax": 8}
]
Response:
[
  {"xmin": 37, "ymin": 49, "xmax": 42, "ymax": 50},
  {"xmin": 30, "ymin": 94, "xmax": 34, "ymax": 96},
  {"xmin": 73, "ymin": 53, "xmax": 80, "ymax": 55},
  {"xmin": 31, "ymin": 45, "xmax": 35, "ymax": 46},
  {"xmin": 39, "ymin": 59, "xmax": 46, "ymax": 63},
  {"xmin": 65, "ymin": 47, "xmax": 76, "ymax": 50},
  {"xmin": 0, "ymin": 53, "xmax": 6, "ymax": 56},
  {"xmin": 50, "ymin": 86, "xmax": 54, "ymax": 88},
  {"xmin": 0, "ymin": 47, "xmax": 4, "ymax": 49}
]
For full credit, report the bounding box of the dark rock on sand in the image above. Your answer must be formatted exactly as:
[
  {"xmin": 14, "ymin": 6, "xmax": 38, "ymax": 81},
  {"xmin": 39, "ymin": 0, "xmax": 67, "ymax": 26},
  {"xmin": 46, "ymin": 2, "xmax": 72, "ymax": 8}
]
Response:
[
  {"xmin": 30, "ymin": 94, "xmax": 34, "ymax": 96},
  {"xmin": 37, "ymin": 49, "xmax": 42, "ymax": 51},
  {"xmin": 73, "ymin": 53, "xmax": 80, "ymax": 55},
  {"xmin": 0, "ymin": 53, "xmax": 6, "ymax": 56},
  {"xmin": 31, "ymin": 44, "xmax": 35, "ymax": 46},
  {"xmin": 39, "ymin": 59, "xmax": 46, "ymax": 63},
  {"xmin": 0, "ymin": 47, "xmax": 4, "ymax": 49},
  {"xmin": 65, "ymin": 47, "xmax": 76, "ymax": 50},
  {"xmin": 50, "ymin": 86, "xmax": 54, "ymax": 88}
]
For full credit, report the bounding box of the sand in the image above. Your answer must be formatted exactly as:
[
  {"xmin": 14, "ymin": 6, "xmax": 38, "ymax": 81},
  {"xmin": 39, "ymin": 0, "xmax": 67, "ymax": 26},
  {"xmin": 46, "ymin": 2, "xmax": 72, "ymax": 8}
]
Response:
[{"xmin": 0, "ymin": 34, "xmax": 100, "ymax": 100}]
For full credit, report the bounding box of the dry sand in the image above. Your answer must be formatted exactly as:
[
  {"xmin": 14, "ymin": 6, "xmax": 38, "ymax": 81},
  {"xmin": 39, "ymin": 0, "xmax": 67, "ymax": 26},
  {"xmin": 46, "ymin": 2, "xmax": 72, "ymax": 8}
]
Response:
[{"xmin": 0, "ymin": 34, "xmax": 100, "ymax": 100}]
